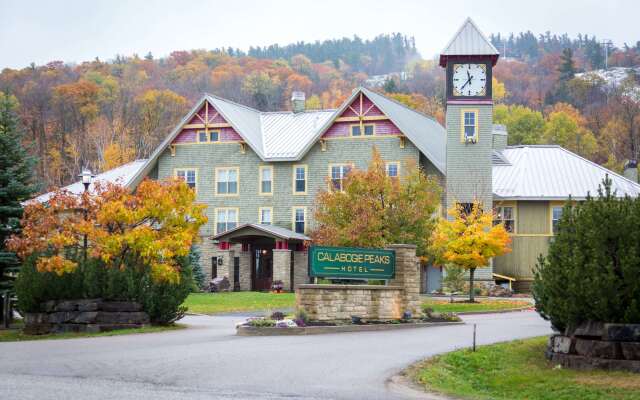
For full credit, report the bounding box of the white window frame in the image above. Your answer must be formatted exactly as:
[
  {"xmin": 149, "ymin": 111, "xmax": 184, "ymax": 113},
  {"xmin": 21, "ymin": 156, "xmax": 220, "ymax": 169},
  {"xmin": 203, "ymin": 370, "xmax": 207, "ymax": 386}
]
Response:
[
  {"xmin": 551, "ymin": 204, "xmax": 564, "ymax": 234},
  {"xmin": 259, "ymin": 166, "xmax": 273, "ymax": 196},
  {"xmin": 329, "ymin": 163, "xmax": 353, "ymax": 192},
  {"xmin": 215, "ymin": 207, "xmax": 239, "ymax": 234},
  {"xmin": 292, "ymin": 206, "xmax": 307, "ymax": 234},
  {"xmin": 259, "ymin": 207, "xmax": 273, "ymax": 225},
  {"xmin": 215, "ymin": 167, "xmax": 239, "ymax": 196},
  {"xmin": 197, "ymin": 130, "xmax": 220, "ymax": 143},
  {"xmin": 385, "ymin": 161, "xmax": 400, "ymax": 179},
  {"xmin": 460, "ymin": 109, "xmax": 479, "ymax": 143},
  {"xmin": 494, "ymin": 204, "xmax": 516, "ymax": 234},
  {"xmin": 174, "ymin": 168, "xmax": 198, "ymax": 192},
  {"xmin": 293, "ymin": 164, "xmax": 307, "ymax": 195}
]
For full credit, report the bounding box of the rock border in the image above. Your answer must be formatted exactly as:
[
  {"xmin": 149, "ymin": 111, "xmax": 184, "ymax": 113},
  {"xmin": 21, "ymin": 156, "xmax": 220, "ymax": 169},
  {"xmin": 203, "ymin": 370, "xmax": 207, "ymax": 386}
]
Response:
[{"xmin": 236, "ymin": 321, "xmax": 464, "ymax": 336}]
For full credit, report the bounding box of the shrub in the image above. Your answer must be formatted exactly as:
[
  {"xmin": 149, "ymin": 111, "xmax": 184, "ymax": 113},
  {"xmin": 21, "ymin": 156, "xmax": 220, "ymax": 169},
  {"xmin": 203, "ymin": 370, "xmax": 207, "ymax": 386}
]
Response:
[
  {"xmin": 247, "ymin": 318, "xmax": 276, "ymax": 327},
  {"xmin": 15, "ymin": 253, "xmax": 193, "ymax": 325},
  {"xmin": 270, "ymin": 311, "xmax": 285, "ymax": 321},
  {"xmin": 533, "ymin": 178, "xmax": 640, "ymax": 332},
  {"xmin": 295, "ymin": 308, "xmax": 309, "ymax": 324},
  {"xmin": 442, "ymin": 265, "xmax": 466, "ymax": 293}
]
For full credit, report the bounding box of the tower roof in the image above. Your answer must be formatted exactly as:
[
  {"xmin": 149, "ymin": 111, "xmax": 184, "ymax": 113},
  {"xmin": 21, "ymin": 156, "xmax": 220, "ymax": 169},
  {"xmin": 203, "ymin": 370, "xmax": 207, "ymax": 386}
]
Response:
[{"xmin": 439, "ymin": 18, "xmax": 500, "ymax": 66}]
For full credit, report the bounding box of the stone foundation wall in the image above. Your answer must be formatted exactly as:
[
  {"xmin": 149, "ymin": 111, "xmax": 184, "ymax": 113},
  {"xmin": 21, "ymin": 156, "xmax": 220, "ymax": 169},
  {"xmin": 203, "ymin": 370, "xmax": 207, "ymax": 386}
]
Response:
[
  {"xmin": 293, "ymin": 250, "xmax": 309, "ymax": 289},
  {"xmin": 296, "ymin": 285, "xmax": 404, "ymax": 321},
  {"xmin": 24, "ymin": 299, "xmax": 149, "ymax": 335},
  {"xmin": 547, "ymin": 321, "xmax": 640, "ymax": 372},
  {"xmin": 273, "ymin": 249, "xmax": 292, "ymax": 290}
]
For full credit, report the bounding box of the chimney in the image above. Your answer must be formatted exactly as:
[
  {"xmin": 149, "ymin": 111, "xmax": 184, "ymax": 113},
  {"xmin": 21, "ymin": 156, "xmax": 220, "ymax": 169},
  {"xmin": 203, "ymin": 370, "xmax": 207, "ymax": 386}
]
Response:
[
  {"xmin": 291, "ymin": 91, "xmax": 305, "ymax": 113},
  {"xmin": 624, "ymin": 159, "xmax": 638, "ymax": 183},
  {"xmin": 492, "ymin": 124, "xmax": 508, "ymax": 151}
]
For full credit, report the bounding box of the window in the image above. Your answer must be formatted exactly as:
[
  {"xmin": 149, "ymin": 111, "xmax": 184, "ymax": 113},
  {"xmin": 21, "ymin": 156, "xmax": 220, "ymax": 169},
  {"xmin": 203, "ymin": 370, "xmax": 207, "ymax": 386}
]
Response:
[
  {"xmin": 386, "ymin": 162, "xmax": 400, "ymax": 179},
  {"xmin": 215, "ymin": 208, "xmax": 238, "ymax": 234},
  {"xmin": 552, "ymin": 206, "xmax": 563, "ymax": 234},
  {"xmin": 293, "ymin": 165, "xmax": 307, "ymax": 194},
  {"xmin": 330, "ymin": 164, "xmax": 352, "ymax": 191},
  {"xmin": 216, "ymin": 167, "xmax": 239, "ymax": 195},
  {"xmin": 197, "ymin": 130, "xmax": 219, "ymax": 143},
  {"xmin": 494, "ymin": 206, "xmax": 515, "ymax": 233},
  {"xmin": 175, "ymin": 169, "xmax": 197, "ymax": 190},
  {"xmin": 259, "ymin": 166, "xmax": 272, "ymax": 195},
  {"xmin": 462, "ymin": 110, "xmax": 478, "ymax": 142},
  {"xmin": 259, "ymin": 207, "xmax": 272, "ymax": 225},
  {"xmin": 198, "ymin": 131, "xmax": 207, "ymax": 143},
  {"xmin": 351, "ymin": 124, "xmax": 374, "ymax": 137},
  {"xmin": 293, "ymin": 207, "xmax": 306, "ymax": 234}
]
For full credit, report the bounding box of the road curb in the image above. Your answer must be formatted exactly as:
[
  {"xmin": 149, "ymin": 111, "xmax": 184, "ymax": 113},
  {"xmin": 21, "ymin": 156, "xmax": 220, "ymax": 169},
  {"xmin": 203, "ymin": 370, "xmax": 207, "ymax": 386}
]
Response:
[
  {"xmin": 386, "ymin": 374, "xmax": 455, "ymax": 400},
  {"xmin": 236, "ymin": 321, "xmax": 465, "ymax": 336},
  {"xmin": 455, "ymin": 307, "xmax": 534, "ymax": 315}
]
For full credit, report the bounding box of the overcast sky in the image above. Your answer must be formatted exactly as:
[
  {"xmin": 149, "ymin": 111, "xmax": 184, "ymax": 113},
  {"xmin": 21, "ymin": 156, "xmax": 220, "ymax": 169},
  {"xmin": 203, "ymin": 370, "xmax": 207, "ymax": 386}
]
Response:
[{"xmin": 0, "ymin": 0, "xmax": 638, "ymax": 69}]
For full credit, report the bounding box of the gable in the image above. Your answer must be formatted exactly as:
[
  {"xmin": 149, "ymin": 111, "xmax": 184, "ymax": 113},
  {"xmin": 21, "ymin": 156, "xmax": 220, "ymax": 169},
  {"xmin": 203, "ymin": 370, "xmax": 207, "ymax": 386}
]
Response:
[
  {"xmin": 172, "ymin": 101, "xmax": 243, "ymax": 144},
  {"xmin": 323, "ymin": 92, "xmax": 398, "ymax": 139}
]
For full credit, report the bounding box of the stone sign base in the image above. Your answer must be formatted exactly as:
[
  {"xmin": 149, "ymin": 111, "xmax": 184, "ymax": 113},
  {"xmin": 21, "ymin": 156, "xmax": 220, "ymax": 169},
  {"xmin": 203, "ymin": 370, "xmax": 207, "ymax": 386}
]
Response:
[
  {"xmin": 296, "ymin": 244, "xmax": 421, "ymax": 321},
  {"xmin": 547, "ymin": 321, "xmax": 640, "ymax": 373},
  {"xmin": 24, "ymin": 299, "xmax": 149, "ymax": 335},
  {"xmin": 297, "ymin": 284, "xmax": 404, "ymax": 321}
]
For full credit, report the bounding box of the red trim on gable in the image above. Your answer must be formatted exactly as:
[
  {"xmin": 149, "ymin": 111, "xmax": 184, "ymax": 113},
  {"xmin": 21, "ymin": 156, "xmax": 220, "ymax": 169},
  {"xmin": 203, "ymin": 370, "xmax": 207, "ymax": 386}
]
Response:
[
  {"xmin": 338, "ymin": 93, "xmax": 384, "ymax": 118},
  {"xmin": 322, "ymin": 120, "xmax": 402, "ymax": 139},
  {"xmin": 171, "ymin": 101, "xmax": 243, "ymax": 144}
]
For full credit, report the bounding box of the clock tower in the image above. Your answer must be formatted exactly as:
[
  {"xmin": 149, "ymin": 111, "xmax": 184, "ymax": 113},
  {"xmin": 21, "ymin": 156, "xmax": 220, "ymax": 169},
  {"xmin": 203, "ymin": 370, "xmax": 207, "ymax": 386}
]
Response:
[{"xmin": 440, "ymin": 18, "xmax": 499, "ymax": 212}]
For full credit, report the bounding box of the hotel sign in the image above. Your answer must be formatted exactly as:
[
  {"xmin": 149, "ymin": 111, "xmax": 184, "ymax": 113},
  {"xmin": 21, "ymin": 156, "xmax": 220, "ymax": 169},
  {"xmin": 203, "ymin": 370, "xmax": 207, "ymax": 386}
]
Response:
[{"xmin": 308, "ymin": 246, "xmax": 395, "ymax": 280}]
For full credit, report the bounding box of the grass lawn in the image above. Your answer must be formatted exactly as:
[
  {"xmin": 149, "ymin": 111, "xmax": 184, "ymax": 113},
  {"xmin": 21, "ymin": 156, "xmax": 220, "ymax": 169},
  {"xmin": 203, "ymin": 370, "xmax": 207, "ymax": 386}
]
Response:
[
  {"xmin": 412, "ymin": 336, "xmax": 640, "ymax": 400},
  {"xmin": 422, "ymin": 298, "xmax": 531, "ymax": 314},
  {"xmin": 183, "ymin": 292, "xmax": 295, "ymax": 314},
  {"xmin": 0, "ymin": 323, "xmax": 185, "ymax": 343}
]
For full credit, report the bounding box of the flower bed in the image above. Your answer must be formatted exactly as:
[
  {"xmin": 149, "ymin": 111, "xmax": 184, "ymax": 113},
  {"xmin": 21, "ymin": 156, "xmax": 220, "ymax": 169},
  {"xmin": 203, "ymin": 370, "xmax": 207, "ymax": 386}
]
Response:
[{"xmin": 235, "ymin": 309, "xmax": 463, "ymax": 336}]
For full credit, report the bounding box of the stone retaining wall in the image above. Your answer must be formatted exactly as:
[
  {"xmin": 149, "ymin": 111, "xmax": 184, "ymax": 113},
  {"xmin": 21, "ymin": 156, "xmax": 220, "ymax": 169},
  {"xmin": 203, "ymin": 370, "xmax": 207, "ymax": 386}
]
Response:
[
  {"xmin": 547, "ymin": 321, "xmax": 640, "ymax": 372},
  {"xmin": 296, "ymin": 285, "xmax": 404, "ymax": 321},
  {"xmin": 24, "ymin": 299, "xmax": 149, "ymax": 335}
]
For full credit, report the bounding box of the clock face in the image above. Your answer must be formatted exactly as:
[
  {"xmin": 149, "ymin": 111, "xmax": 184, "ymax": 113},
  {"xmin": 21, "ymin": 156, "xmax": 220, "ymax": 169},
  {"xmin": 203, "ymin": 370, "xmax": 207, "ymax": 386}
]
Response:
[{"xmin": 452, "ymin": 64, "xmax": 487, "ymax": 97}]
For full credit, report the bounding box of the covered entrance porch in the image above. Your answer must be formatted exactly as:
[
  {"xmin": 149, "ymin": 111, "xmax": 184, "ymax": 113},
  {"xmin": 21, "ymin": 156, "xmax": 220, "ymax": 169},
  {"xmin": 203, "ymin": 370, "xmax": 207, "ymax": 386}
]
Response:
[{"xmin": 212, "ymin": 224, "xmax": 311, "ymax": 292}]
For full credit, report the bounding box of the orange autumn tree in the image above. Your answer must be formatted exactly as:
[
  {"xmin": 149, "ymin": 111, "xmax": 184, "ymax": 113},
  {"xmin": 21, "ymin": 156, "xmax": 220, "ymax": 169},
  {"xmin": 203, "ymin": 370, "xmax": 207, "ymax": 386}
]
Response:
[
  {"xmin": 430, "ymin": 202, "xmax": 511, "ymax": 302},
  {"xmin": 7, "ymin": 178, "xmax": 207, "ymax": 284},
  {"xmin": 312, "ymin": 148, "xmax": 441, "ymax": 258}
]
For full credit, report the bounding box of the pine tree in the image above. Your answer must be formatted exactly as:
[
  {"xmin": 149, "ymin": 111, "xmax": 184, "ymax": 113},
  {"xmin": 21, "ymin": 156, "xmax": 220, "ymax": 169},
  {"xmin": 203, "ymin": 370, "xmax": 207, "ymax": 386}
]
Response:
[
  {"xmin": 189, "ymin": 245, "xmax": 206, "ymax": 291},
  {"xmin": 0, "ymin": 92, "xmax": 37, "ymax": 319},
  {"xmin": 558, "ymin": 48, "xmax": 576, "ymax": 81}
]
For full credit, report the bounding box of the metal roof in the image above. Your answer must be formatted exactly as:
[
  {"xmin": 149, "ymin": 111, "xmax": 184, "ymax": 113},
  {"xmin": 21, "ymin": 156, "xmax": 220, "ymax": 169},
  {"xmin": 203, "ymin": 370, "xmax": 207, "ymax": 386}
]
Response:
[
  {"xmin": 130, "ymin": 87, "xmax": 448, "ymax": 185},
  {"xmin": 439, "ymin": 18, "xmax": 499, "ymax": 66},
  {"xmin": 493, "ymin": 146, "xmax": 640, "ymax": 200},
  {"xmin": 212, "ymin": 223, "xmax": 311, "ymax": 241},
  {"xmin": 31, "ymin": 159, "xmax": 147, "ymax": 204}
]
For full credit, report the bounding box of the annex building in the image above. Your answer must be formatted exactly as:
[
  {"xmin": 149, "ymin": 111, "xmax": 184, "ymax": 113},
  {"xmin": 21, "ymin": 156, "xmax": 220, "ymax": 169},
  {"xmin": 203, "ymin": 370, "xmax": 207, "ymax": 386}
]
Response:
[{"xmin": 44, "ymin": 19, "xmax": 640, "ymax": 293}]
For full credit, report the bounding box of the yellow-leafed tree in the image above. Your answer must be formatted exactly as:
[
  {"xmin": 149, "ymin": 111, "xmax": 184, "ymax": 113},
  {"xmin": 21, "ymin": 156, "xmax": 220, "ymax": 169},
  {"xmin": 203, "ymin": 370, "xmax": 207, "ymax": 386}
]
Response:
[{"xmin": 430, "ymin": 202, "xmax": 512, "ymax": 302}]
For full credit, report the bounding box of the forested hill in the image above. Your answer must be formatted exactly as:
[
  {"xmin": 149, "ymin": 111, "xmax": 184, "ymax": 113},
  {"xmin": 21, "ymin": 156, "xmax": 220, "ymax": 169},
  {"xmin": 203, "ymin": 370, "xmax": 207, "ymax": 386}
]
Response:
[
  {"xmin": 1, "ymin": 31, "xmax": 639, "ymax": 194},
  {"xmin": 246, "ymin": 34, "xmax": 419, "ymax": 75}
]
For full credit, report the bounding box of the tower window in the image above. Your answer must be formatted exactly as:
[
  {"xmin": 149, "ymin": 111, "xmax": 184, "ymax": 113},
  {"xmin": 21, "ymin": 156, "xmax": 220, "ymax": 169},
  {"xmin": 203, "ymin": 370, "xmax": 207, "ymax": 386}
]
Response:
[{"xmin": 462, "ymin": 110, "xmax": 478, "ymax": 142}]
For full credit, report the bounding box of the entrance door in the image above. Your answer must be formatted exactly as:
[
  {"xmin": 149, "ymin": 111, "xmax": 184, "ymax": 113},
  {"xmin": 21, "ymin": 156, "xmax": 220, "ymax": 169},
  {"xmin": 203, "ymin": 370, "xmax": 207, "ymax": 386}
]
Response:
[
  {"xmin": 253, "ymin": 248, "xmax": 273, "ymax": 291},
  {"xmin": 426, "ymin": 265, "xmax": 442, "ymax": 293}
]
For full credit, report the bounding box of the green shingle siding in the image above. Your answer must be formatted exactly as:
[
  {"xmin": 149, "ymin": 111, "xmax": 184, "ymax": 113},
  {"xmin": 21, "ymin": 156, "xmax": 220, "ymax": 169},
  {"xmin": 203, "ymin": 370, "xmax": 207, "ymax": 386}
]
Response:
[{"xmin": 157, "ymin": 136, "xmax": 420, "ymax": 236}]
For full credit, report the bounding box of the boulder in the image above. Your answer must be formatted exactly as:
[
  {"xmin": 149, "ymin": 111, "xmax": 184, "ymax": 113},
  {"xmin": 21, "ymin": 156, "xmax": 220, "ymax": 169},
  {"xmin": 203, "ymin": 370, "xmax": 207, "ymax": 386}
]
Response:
[
  {"xmin": 49, "ymin": 311, "xmax": 80, "ymax": 324},
  {"xmin": 77, "ymin": 299, "xmax": 103, "ymax": 312},
  {"xmin": 550, "ymin": 335, "xmax": 574, "ymax": 354},
  {"xmin": 575, "ymin": 338, "xmax": 622, "ymax": 359},
  {"xmin": 100, "ymin": 302, "xmax": 142, "ymax": 312},
  {"xmin": 94, "ymin": 311, "xmax": 150, "ymax": 324},
  {"xmin": 604, "ymin": 324, "xmax": 640, "ymax": 342},
  {"xmin": 209, "ymin": 277, "xmax": 230, "ymax": 292},
  {"xmin": 41, "ymin": 300, "xmax": 56, "ymax": 312},
  {"xmin": 55, "ymin": 300, "xmax": 79, "ymax": 312},
  {"xmin": 488, "ymin": 284, "xmax": 513, "ymax": 297},
  {"xmin": 621, "ymin": 342, "xmax": 640, "ymax": 361},
  {"xmin": 23, "ymin": 323, "xmax": 52, "ymax": 335},
  {"xmin": 573, "ymin": 321, "xmax": 605, "ymax": 338},
  {"xmin": 24, "ymin": 313, "xmax": 49, "ymax": 324}
]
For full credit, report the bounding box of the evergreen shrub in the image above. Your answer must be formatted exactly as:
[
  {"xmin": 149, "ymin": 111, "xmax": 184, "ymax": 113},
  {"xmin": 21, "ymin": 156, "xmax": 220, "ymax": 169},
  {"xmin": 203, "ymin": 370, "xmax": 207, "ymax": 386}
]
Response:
[{"xmin": 533, "ymin": 178, "xmax": 640, "ymax": 332}]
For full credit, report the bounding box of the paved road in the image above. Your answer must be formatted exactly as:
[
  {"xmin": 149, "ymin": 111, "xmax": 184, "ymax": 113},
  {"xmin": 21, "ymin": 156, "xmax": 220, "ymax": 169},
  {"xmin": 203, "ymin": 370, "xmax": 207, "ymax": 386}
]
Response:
[{"xmin": 1, "ymin": 311, "xmax": 550, "ymax": 400}]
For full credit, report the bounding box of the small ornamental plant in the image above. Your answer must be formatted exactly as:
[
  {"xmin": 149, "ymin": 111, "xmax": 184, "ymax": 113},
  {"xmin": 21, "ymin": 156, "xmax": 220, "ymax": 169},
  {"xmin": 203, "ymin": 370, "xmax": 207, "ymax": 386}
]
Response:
[{"xmin": 271, "ymin": 280, "xmax": 284, "ymax": 293}]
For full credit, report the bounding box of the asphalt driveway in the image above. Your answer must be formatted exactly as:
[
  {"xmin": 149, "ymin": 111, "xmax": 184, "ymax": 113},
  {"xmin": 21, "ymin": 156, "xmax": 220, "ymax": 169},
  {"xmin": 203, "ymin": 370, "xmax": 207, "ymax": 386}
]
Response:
[{"xmin": 0, "ymin": 311, "xmax": 551, "ymax": 400}]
